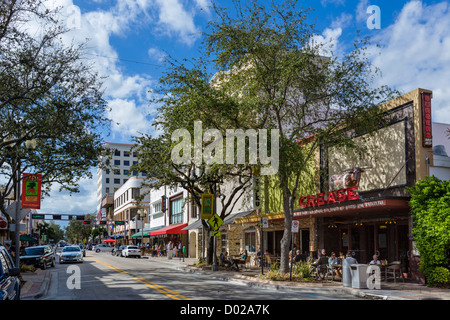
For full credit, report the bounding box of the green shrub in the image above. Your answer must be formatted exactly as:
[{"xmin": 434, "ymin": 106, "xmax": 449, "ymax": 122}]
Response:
[
  {"xmin": 408, "ymin": 177, "xmax": 450, "ymax": 286},
  {"xmin": 425, "ymin": 267, "xmax": 450, "ymax": 288}
]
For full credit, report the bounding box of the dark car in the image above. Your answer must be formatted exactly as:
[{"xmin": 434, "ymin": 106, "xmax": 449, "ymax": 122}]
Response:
[
  {"xmin": 20, "ymin": 245, "xmax": 55, "ymax": 270},
  {"xmin": 0, "ymin": 245, "xmax": 21, "ymax": 300}
]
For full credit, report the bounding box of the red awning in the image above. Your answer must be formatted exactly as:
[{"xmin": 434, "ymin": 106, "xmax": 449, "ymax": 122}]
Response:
[{"xmin": 149, "ymin": 223, "xmax": 188, "ymax": 236}]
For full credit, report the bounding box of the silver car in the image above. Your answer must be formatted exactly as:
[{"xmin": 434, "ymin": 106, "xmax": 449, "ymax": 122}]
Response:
[
  {"xmin": 122, "ymin": 246, "xmax": 142, "ymax": 258},
  {"xmin": 93, "ymin": 244, "xmax": 114, "ymax": 253},
  {"xmin": 59, "ymin": 246, "xmax": 83, "ymax": 263}
]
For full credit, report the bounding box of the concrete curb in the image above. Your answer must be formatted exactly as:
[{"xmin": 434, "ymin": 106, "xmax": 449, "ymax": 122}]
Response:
[{"xmin": 21, "ymin": 270, "xmax": 52, "ymax": 300}]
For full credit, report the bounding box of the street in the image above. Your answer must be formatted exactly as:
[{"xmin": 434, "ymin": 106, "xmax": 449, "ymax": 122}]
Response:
[{"xmin": 41, "ymin": 251, "xmax": 362, "ymax": 301}]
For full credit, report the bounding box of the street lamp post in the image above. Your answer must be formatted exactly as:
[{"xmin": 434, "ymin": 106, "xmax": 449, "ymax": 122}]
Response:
[{"xmin": 5, "ymin": 137, "xmax": 37, "ymax": 267}]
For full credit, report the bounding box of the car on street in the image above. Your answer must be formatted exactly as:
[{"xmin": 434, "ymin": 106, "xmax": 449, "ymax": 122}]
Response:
[
  {"xmin": 59, "ymin": 245, "xmax": 84, "ymax": 263},
  {"xmin": 20, "ymin": 245, "xmax": 56, "ymax": 270},
  {"xmin": 112, "ymin": 245, "xmax": 126, "ymax": 257},
  {"xmin": 0, "ymin": 245, "xmax": 21, "ymax": 300},
  {"xmin": 122, "ymin": 246, "xmax": 142, "ymax": 258},
  {"xmin": 76, "ymin": 244, "xmax": 86, "ymax": 257},
  {"xmin": 93, "ymin": 244, "xmax": 114, "ymax": 253}
]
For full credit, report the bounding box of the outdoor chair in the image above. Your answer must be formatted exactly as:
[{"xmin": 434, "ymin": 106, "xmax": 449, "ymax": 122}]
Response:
[
  {"xmin": 386, "ymin": 261, "xmax": 404, "ymax": 283},
  {"xmin": 316, "ymin": 264, "xmax": 328, "ymax": 280}
]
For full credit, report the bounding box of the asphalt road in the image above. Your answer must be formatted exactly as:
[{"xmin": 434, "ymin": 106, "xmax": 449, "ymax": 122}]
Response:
[{"xmin": 43, "ymin": 251, "xmax": 363, "ymax": 302}]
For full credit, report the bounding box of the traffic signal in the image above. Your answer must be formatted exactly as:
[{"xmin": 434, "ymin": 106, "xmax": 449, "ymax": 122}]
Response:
[
  {"xmin": 98, "ymin": 221, "xmax": 107, "ymax": 225},
  {"xmin": 83, "ymin": 221, "xmax": 91, "ymax": 225},
  {"xmin": 53, "ymin": 214, "xmax": 61, "ymax": 220},
  {"xmin": 161, "ymin": 195, "xmax": 167, "ymax": 213},
  {"xmin": 76, "ymin": 215, "xmax": 85, "ymax": 221}
]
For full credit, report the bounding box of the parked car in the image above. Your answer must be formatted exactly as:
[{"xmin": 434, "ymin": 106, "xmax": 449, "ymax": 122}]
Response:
[
  {"xmin": 59, "ymin": 246, "xmax": 83, "ymax": 264},
  {"xmin": 112, "ymin": 245, "xmax": 126, "ymax": 257},
  {"xmin": 76, "ymin": 244, "xmax": 86, "ymax": 257},
  {"xmin": 122, "ymin": 245, "xmax": 142, "ymax": 258},
  {"xmin": 87, "ymin": 243, "xmax": 97, "ymax": 250},
  {"xmin": 0, "ymin": 245, "xmax": 21, "ymax": 300},
  {"xmin": 94, "ymin": 244, "xmax": 114, "ymax": 253},
  {"xmin": 20, "ymin": 245, "xmax": 55, "ymax": 270}
]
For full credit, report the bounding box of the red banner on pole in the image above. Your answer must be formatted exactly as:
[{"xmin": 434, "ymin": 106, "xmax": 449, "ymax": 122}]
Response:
[{"xmin": 22, "ymin": 173, "xmax": 42, "ymax": 209}]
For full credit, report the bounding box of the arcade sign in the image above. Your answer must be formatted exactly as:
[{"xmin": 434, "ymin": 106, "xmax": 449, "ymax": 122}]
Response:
[{"xmin": 299, "ymin": 186, "xmax": 359, "ymax": 208}]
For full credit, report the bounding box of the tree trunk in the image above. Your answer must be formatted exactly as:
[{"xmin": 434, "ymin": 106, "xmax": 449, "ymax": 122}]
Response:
[
  {"xmin": 206, "ymin": 235, "xmax": 214, "ymax": 265},
  {"xmin": 280, "ymin": 188, "xmax": 293, "ymax": 274}
]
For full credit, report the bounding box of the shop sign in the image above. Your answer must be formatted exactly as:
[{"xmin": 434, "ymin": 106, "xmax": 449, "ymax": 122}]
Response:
[
  {"xmin": 421, "ymin": 92, "xmax": 432, "ymax": 147},
  {"xmin": 22, "ymin": 173, "xmax": 42, "ymax": 209},
  {"xmin": 299, "ymin": 186, "xmax": 359, "ymax": 208},
  {"xmin": 295, "ymin": 199, "xmax": 386, "ymax": 217}
]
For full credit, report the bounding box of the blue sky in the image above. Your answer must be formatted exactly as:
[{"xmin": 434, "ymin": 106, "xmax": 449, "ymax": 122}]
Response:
[{"xmin": 35, "ymin": 0, "xmax": 450, "ymax": 227}]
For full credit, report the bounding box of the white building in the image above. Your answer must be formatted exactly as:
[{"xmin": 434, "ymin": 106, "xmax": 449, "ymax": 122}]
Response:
[
  {"xmin": 111, "ymin": 177, "xmax": 150, "ymax": 243},
  {"xmin": 429, "ymin": 122, "xmax": 450, "ymax": 180},
  {"xmin": 96, "ymin": 142, "xmax": 147, "ymax": 219}
]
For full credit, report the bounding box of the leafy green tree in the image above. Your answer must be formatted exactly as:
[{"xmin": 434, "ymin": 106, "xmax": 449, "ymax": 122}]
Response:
[
  {"xmin": 65, "ymin": 214, "xmax": 95, "ymax": 244},
  {"xmin": 134, "ymin": 0, "xmax": 397, "ymax": 271},
  {"xmin": 48, "ymin": 223, "xmax": 65, "ymax": 243},
  {"xmin": 0, "ymin": 1, "xmax": 109, "ymax": 223},
  {"xmin": 408, "ymin": 176, "xmax": 450, "ymax": 286}
]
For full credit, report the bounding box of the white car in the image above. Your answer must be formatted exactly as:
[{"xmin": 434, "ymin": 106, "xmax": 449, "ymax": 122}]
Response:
[
  {"xmin": 122, "ymin": 246, "xmax": 142, "ymax": 258},
  {"xmin": 59, "ymin": 245, "xmax": 83, "ymax": 263}
]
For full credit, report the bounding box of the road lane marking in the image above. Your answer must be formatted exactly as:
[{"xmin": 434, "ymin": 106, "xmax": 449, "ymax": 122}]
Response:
[{"xmin": 87, "ymin": 257, "xmax": 190, "ymax": 300}]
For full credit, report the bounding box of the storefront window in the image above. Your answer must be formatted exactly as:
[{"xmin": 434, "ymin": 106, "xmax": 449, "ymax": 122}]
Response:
[
  {"xmin": 221, "ymin": 230, "xmax": 227, "ymax": 253},
  {"xmin": 244, "ymin": 227, "xmax": 256, "ymax": 253},
  {"xmin": 171, "ymin": 198, "xmax": 183, "ymax": 224}
]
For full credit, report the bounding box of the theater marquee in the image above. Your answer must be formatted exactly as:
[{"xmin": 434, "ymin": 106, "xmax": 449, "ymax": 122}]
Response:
[{"xmin": 421, "ymin": 92, "xmax": 432, "ymax": 147}]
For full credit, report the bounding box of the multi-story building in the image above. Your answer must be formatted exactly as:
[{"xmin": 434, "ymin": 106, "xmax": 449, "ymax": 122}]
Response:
[
  {"xmin": 96, "ymin": 142, "xmax": 147, "ymax": 219},
  {"xmin": 111, "ymin": 177, "xmax": 150, "ymax": 244}
]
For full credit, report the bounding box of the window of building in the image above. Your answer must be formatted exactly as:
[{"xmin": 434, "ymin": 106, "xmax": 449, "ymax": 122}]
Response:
[
  {"xmin": 220, "ymin": 230, "xmax": 228, "ymax": 253},
  {"xmin": 113, "ymin": 169, "xmax": 120, "ymax": 175},
  {"xmin": 114, "ymin": 150, "xmax": 120, "ymax": 156},
  {"xmin": 132, "ymin": 188, "xmax": 140, "ymax": 199},
  {"xmin": 114, "ymin": 159, "xmax": 120, "ymax": 166},
  {"xmin": 123, "ymin": 179, "xmax": 128, "ymax": 184},
  {"xmin": 123, "ymin": 170, "xmax": 129, "ymax": 176},
  {"xmin": 114, "ymin": 178, "xmax": 120, "ymax": 184},
  {"xmin": 105, "ymin": 169, "xmax": 110, "ymax": 174},
  {"xmin": 244, "ymin": 227, "xmax": 256, "ymax": 253},
  {"xmin": 170, "ymin": 198, "xmax": 183, "ymax": 224},
  {"xmin": 153, "ymin": 202, "xmax": 161, "ymax": 214},
  {"xmin": 105, "ymin": 178, "xmax": 110, "ymax": 183},
  {"xmin": 124, "ymin": 151, "xmax": 130, "ymax": 157},
  {"xmin": 190, "ymin": 200, "xmax": 197, "ymax": 218},
  {"xmin": 124, "ymin": 160, "xmax": 130, "ymax": 166}
]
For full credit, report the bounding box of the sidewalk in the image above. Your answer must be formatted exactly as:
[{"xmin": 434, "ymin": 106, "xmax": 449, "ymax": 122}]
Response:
[{"xmin": 20, "ymin": 254, "xmax": 450, "ymax": 300}]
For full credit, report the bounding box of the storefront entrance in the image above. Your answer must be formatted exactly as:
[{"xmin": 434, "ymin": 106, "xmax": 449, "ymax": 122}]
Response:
[{"xmin": 324, "ymin": 221, "xmax": 409, "ymax": 265}]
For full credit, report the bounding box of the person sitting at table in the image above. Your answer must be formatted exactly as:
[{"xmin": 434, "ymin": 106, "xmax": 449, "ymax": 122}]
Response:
[
  {"xmin": 316, "ymin": 249, "xmax": 329, "ymax": 280},
  {"xmin": 220, "ymin": 251, "xmax": 232, "ymax": 269},
  {"xmin": 294, "ymin": 250, "xmax": 306, "ymax": 263},
  {"xmin": 307, "ymin": 251, "xmax": 316, "ymax": 263},
  {"xmin": 231, "ymin": 249, "xmax": 248, "ymax": 271},
  {"xmin": 328, "ymin": 252, "xmax": 342, "ymax": 279},
  {"xmin": 369, "ymin": 254, "xmax": 381, "ymax": 265},
  {"xmin": 256, "ymin": 248, "xmax": 262, "ymax": 266},
  {"xmin": 345, "ymin": 251, "xmax": 358, "ymax": 264}
]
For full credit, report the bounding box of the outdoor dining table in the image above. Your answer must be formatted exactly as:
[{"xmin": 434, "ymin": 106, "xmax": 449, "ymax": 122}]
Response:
[{"xmin": 231, "ymin": 257, "xmax": 245, "ymax": 271}]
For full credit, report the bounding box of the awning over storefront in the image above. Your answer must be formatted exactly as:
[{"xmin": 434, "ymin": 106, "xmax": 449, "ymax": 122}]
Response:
[
  {"xmin": 235, "ymin": 211, "xmax": 284, "ymax": 224},
  {"xmin": 20, "ymin": 234, "xmax": 37, "ymax": 242},
  {"xmin": 293, "ymin": 197, "xmax": 410, "ymax": 218},
  {"xmin": 149, "ymin": 223, "xmax": 188, "ymax": 236},
  {"xmin": 182, "ymin": 210, "xmax": 255, "ymax": 230},
  {"xmin": 131, "ymin": 226, "xmax": 165, "ymax": 238}
]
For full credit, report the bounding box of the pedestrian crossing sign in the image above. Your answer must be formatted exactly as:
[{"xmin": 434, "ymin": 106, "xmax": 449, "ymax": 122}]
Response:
[{"xmin": 207, "ymin": 213, "xmax": 223, "ymax": 231}]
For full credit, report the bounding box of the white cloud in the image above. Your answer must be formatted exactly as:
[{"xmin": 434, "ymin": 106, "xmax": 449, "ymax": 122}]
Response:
[
  {"xmin": 107, "ymin": 99, "xmax": 154, "ymax": 138},
  {"xmin": 367, "ymin": 1, "xmax": 450, "ymax": 124},
  {"xmin": 310, "ymin": 27, "xmax": 343, "ymax": 57},
  {"xmin": 153, "ymin": 0, "xmax": 201, "ymax": 46}
]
